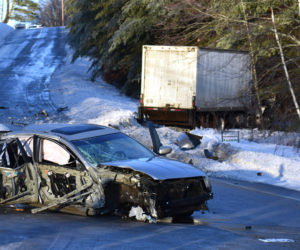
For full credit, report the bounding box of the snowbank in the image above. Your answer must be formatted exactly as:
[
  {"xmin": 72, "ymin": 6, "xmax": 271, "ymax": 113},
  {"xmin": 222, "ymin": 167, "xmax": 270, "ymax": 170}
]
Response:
[
  {"xmin": 0, "ymin": 23, "xmax": 14, "ymax": 45},
  {"xmin": 121, "ymin": 123, "xmax": 300, "ymax": 191},
  {"xmin": 0, "ymin": 124, "xmax": 10, "ymax": 132},
  {"xmin": 49, "ymin": 46, "xmax": 138, "ymax": 127}
]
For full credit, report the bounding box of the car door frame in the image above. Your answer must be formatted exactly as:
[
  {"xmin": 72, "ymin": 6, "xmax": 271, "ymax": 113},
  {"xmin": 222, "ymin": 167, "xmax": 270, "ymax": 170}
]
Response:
[
  {"xmin": 0, "ymin": 137, "xmax": 39, "ymax": 205},
  {"xmin": 32, "ymin": 135, "xmax": 96, "ymax": 212}
]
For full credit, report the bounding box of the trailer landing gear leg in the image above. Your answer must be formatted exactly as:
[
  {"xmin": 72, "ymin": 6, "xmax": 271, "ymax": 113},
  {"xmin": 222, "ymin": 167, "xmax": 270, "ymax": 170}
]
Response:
[{"xmin": 137, "ymin": 107, "xmax": 143, "ymax": 124}]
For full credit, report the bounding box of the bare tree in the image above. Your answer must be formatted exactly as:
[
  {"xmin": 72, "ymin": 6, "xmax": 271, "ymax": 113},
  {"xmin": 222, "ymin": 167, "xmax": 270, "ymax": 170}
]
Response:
[
  {"xmin": 2, "ymin": 0, "xmax": 21, "ymax": 23},
  {"xmin": 2, "ymin": 0, "xmax": 11, "ymax": 23},
  {"xmin": 1, "ymin": 0, "xmax": 4, "ymax": 21},
  {"xmin": 39, "ymin": 0, "xmax": 64, "ymax": 27},
  {"xmin": 271, "ymin": 7, "xmax": 300, "ymax": 121}
]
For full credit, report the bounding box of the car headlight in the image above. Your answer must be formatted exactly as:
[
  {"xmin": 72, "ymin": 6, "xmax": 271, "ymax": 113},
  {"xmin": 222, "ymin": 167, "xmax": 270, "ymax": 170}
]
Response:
[{"xmin": 203, "ymin": 176, "xmax": 212, "ymax": 191}]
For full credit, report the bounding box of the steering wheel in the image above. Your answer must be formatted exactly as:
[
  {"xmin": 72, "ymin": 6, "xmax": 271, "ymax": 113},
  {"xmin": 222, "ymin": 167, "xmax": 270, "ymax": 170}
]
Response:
[{"xmin": 110, "ymin": 151, "xmax": 127, "ymax": 161}]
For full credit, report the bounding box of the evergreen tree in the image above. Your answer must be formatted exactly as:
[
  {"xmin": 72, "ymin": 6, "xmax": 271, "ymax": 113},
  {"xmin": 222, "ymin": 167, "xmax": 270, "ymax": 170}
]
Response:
[
  {"xmin": 159, "ymin": 0, "xmax": 300, "ymax": 130},
  {"xmin": 66, "ymin": 0, "xmax": 170, "ymax": 97},
  {"xmin": 66, "ymin": 0, "xmax": 299, "ymax": 129},
  {"xmin": 12, "ymin": 0, "xmax": 40, "ymax": 22},
  {"xmin": 3, "ymin": 0, "xmax": 40, "ymax": 23}
]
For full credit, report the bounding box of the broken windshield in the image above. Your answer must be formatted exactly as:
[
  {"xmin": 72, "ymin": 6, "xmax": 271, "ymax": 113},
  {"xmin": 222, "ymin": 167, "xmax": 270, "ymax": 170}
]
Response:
[{"xmin": 72, "ymin": 133, "xmax": 154, "ymax": 166}]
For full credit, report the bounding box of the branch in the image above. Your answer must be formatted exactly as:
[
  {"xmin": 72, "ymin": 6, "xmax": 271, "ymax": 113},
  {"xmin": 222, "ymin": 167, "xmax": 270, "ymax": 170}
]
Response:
[{"xmin": 190, "ymin": 4, "xmax": 300, "ymax": 46}]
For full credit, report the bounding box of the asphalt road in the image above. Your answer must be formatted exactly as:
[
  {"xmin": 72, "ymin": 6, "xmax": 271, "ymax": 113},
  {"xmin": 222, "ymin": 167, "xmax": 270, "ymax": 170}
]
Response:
[
  {"xmin": 0, "ymin": 178, "xmax": 299, "ymax": 249},
  {"xmin": 0, "ymin": 27, "xmax": 67, "ymax": 126}
]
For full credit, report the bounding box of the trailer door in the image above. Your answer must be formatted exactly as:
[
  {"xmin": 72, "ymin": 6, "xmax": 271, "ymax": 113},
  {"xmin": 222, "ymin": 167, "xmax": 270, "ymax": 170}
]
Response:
[{"xmin": 142, "ymin": 46, "xmax": 197, "ymax": 109}]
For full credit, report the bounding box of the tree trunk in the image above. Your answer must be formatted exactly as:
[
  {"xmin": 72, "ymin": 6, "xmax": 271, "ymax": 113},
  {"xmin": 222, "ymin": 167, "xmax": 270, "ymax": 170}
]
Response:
[
  {"xmin": 3, "ymin": 0, "xmax": 17, "ymax": 23},
  {"xmin": 61, "ymin": 0, "xmax": 64, "ymax": 26},
  {"xmin": 271, "ymin": 7, "xmax": 300, "ymax": 121},
  {"xmin": 1, "ymin": 0, "xmax": 3, "ymax": 21},
  {"xmin": 3, "ymin": 0, "xmax": 10, "ymax": 23},
  {"xmin": 240, "ymin": 0, "xmax": 264, "ymax": 128}
]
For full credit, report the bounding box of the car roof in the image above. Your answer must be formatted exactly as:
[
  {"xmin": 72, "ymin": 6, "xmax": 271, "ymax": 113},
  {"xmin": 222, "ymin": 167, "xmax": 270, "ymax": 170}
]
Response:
[{"xmin": 4, "ymin": 123, "xmax": 119, "ymax": 141}]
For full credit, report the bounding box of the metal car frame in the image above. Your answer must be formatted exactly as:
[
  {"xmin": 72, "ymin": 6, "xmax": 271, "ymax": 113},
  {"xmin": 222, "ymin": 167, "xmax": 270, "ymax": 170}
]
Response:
[{"xmin": 0, "ymin": 124, "xmax": 212, "ymax": 220}]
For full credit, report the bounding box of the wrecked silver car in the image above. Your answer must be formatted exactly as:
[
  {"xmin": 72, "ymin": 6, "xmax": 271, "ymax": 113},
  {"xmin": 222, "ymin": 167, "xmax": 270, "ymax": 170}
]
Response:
[{"xmin": 0, "ymin": 124, "xmax": 212, "ymax": 221}]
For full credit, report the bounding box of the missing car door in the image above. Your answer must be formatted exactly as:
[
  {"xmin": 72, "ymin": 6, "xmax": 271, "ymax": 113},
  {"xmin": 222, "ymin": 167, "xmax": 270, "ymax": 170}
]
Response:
[
  {"xmin": 0, "ymin": 138, "xmax": 38, "ymax": 205},
  {"xmin": 36, "ymin": 138, "xmax": 96, "ymax": 209}
]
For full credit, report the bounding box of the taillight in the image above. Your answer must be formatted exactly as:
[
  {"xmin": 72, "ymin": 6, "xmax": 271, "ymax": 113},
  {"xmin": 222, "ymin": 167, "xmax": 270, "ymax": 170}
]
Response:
[
  {"xmin": 140, "ymin": 94, "xmax": 143, "ymax": 105},
  {"xmin": 146, "ymin": 108, "xmax": 158, "ymax": 111},
  {"xmin": 192, "ymin": 96, "xmax": 196, "ymax": 108}
]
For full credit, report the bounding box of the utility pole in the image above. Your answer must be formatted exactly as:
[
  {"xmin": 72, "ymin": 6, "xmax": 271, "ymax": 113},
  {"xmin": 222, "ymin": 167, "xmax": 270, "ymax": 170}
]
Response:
[{"xmin": 61, "ymin": 0, "xmax": 64, "ymax": 26}]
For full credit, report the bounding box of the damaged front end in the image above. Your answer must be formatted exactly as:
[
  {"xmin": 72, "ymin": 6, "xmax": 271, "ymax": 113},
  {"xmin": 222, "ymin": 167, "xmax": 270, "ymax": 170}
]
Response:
[{"xmin": 97, "ymin": 165, "xmax": 213, "ymax": 221}]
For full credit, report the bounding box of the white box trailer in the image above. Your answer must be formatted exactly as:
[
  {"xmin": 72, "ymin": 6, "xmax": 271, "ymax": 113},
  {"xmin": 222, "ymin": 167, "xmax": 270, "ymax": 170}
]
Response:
[{"xmin": 138, "ymin": 45, "xmax": 252, "ymax": 127}]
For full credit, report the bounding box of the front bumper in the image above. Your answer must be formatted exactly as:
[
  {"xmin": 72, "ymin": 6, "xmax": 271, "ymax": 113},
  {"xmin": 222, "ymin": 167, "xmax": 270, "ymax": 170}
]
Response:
[{"xmin": 158, "ymin": 193, "xmax": 213, "ymax": 217}]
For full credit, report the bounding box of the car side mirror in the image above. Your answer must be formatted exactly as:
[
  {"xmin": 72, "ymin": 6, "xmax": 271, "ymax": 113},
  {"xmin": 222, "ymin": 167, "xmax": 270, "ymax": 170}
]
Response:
[
  {"xmin": 148, "ymin": 122, "xmax": 161, "ymax": 154},
  {"xmin": 148, "ymin": 122, "xmax": 172, "ymax": 155},
  {"xmin": 158, "ymin": 146, "xmax": 172, "ymax": 155}
]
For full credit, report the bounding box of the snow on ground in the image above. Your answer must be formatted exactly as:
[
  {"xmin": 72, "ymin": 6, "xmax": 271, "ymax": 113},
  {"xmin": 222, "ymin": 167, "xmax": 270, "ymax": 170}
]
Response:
[
  {"xmin": 121, "ymin": 123, "xmax": 300, "ymax": 191},
  {"xmin": 0, "ymin": 23, "xmax": 14, "ymax": 45},
  {"xmin": 0, "ymin": 124, "xmax": 10, "ymax": 132},
  {"xmin": 49, "ymin": 46, "xmax": 138, "ymax": 126},
  {"xmin": 1, "ymin": 38, "xmax": 299, "ymax": 192},
  {"xmin": 190, "ymin": 129, "xmax": 300, "ymax": 190}
]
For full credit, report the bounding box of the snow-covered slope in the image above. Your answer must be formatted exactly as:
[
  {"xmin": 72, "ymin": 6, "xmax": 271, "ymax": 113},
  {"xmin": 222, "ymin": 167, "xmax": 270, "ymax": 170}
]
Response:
[
  {"xmin": 49, "ymin": 46, "xmax": 138, "ymax": 126},
  {"xmin": 0, "ymin": 23, "xmax": 14, "ymax": 45}
]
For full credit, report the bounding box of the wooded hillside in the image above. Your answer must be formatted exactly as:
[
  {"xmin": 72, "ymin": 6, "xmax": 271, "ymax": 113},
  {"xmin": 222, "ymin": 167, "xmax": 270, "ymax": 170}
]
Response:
[{"xmin": 66, "ymin": 0, "xmax": 300, "ymax": 130}]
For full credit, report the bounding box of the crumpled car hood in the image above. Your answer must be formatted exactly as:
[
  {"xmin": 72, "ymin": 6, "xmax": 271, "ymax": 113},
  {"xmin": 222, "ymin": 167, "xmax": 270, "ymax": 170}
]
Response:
[{"xmin": 102, "ymin": 157, "xmax": 206, "ymax": 180}]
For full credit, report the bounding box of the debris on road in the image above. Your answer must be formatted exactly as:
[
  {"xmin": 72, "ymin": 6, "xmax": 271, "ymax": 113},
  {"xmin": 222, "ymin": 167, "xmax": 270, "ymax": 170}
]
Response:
[
  {"xmin": 57, "ymin": 106, "xmax": 68, "ymax": 113},
  {"xmin": 11, "ymin": 121, "xmax": 28, "ymax": 127},
  {"xmin": 204, "ymin": 149, "xmax": 219, "ymax": 161},
  {"xmin": 129, "ymin": 206, "xmax": 156, "ymax": 223},
  {"xmin": 176, "ymin": 132, "xmax": 202, "ymax": 150},
  {"xmin": 35, "ymin": 109, "xmax": 48, "ymax": 117}
]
